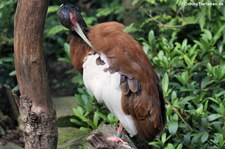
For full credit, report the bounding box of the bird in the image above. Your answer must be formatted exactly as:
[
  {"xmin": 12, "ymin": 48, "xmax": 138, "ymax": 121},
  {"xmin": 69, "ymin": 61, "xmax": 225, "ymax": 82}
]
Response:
[{"xmin": 58, "ymin": 4, "xmax": 166, "ymax": 144}]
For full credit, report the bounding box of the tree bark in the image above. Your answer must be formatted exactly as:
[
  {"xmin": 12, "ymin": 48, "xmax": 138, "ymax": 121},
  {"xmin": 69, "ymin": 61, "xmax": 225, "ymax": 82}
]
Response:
[{"xmin": 14, "ymin": 0, "xmax": 57, "ymax": 148}]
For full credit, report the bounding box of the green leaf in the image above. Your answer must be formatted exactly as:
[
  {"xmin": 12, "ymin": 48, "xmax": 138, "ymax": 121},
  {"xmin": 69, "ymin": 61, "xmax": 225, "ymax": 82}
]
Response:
[
  {"xmin": 171, "ymin": 91, "xmax": 177, "ymax": 101},
  {"xmin": 203, "ymin": 29, "xmax": 212, "ymax": 40},
  {"xmin": 83, "ymin": 15, "xmax": 97, "ymax": 25},
  {"xmin": 162, "ymin": 73, "xmax": 169, "ymax": 93},
  {"xmin": 165, "ymin": 143, "xmax": 175, "ymax": 149},
  {"xmin": 77, "ymin": 114, "xmax": 96, "ymax": 129},
  {"xmin": 196, "ymin": 104, "xmax": 203, "ymax": 115},
  {"xmin": 220, "ymin": 103, "xmax": 225, "ymax": 118},
  {"xmin": 161, "ymin": 132, "xmax": 167, "ymax": 144},
  {"xmin": 47, "ymin": 25, "xmax": 68, "ymax": 36},
  {"xmin": 217, "ymin": 133, "xmax": 225, "ymax": 148},
  {"xmin": 96, "ymin": 112, "xmax": 107, "ymax": 122},
  {"xmin": 79, "ymin": 127, "xmax": 91, "ymax": 132},
  {"xmin": 93, "ymin": 112, "xmax": 99, "ymax": 127},
  {"xmin": 192, "ymin": 133, "xmax": 202, "ymax": 143},
  {"xmin": 207, "ymin": 114, "xmax": 221, "ymax": 121},
  {"xmin": 73, "ymin": 107, "xmax": 84, "ymax": 117},
  {"xmin": 96, "ymin": 7, "xmax": 115, "ymax": 17},
  {"xmin": 64, "ymin": 43, "xmax": 70, "ymax": 57},
  {"xmin": 142, "ymin": 42, "xmax": 150, "ymax": 54},
  {"xmin": 72, "ymin": 75, "xmax": 84, "ymax": 86},
  {"xmin": 211, "ymin": 25, "xmax": 225, "ymax": 45},
  {"xmin": 9, "ymin": 70, "xmax": 16, "ymax": 76},
  {"xmin": 168, "ymin": 114, "xmax": 178, "ymax": 135},
  {"xmin": 212, "ymin": 133, "xmax": 225, "ymax": 148},
  {"xmin": 146, "ymin": 0, "xmax": 156, "ymax": 4},
  {"xmin": 184, "ymin": 133, "xmax": 191, "ymax": 144},
  {"xmin": 124, "ymin": 23, "xmax": 138, "ymax": 33},
  {"xmin": 201, "ymin": 131, "xmax": 209, "ymax": 143},
  {"xmin": 70, "ymin": 118, "xmax": 83, "ymax": 126},
  {"xmin": 148, "ymin": 30, "xmax": 156, "ymax": 49},
  {"xmin": 176, "ymin": 143, "xmax": 183, "ymax": 149},
  {"xmin": 182, "ymin": 16, "xmax": 196, "ymax": 24},
  {"xmin": 58, "ymin": 57, "xmax": 71, "ymax": 63},
  {"xmin": 75, "ymin": 94, "xmax": 85, "ymax": 108},
  {"xmin": 179, "ymin": 96, "xmax": 195, "ymax": 106},
  {"xmin": 107, "ymin": 113, "xmax": 114, "ymax": 123},
  {"xmin": 198, "ymin": 12, "xmax": 206, "ymax": 30},
  {"xmin": 201, "ymin": 77, "xmax": 210, "ymax": 88},
  {"xmin": 148, "ymin": 141, "xmax": 160, "ymax": 147},
  {"xmin": 175, "ymin": 71, "xmax": 189, "ymax": 85},
  {"xmin": 181, "ymin": 39, "xmax": 187, "ymax": 50},
  {"xmin": 183, "ymin": 55, "xmax": 193, "ymax": 68},
  {"xmin": 47, "ymin": 5, "xmax": 59, "ymax": 14},
  {"xmin": 215, "ymin": 91, "xmax": 225, "ymax": 98}
]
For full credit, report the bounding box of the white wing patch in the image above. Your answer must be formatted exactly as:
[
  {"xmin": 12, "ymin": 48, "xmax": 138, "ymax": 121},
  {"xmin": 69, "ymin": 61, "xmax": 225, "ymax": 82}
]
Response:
[{"xmin": 83, "ymin": 53, "xmax": 137, "ymax": 136}]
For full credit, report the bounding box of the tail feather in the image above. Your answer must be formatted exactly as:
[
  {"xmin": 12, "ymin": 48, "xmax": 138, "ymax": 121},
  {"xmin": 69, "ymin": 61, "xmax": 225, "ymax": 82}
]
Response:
[{"xmin": 122, "ymin": 80, "xmax": 166, "ymax": 140}]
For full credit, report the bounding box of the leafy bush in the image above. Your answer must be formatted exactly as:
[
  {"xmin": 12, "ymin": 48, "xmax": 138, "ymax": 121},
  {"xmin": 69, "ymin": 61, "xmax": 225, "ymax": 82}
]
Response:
[
  {"xmin": 70, "ymin": 86, "xmax": 118, "ymax": 132},
  {"xmin": 147, "ymin": 29, "xmax": 225, "ymax": 148},
  {"xmin": 1, "ymin": 0, "xmax": 225, "ymax": 148}
]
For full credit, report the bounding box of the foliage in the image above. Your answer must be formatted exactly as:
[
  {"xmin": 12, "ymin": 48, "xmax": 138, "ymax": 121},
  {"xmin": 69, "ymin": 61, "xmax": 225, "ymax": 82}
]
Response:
[
  {"xmin": 70, "ymin": 85, "xmax": 118, "ymax": 132},
  {"xmin": 134, "ymin": 1, "xmax": 224, "ymax": 148},
  {"xmin": 1, "ymin": 0, "xmax": 225, "ymax": 148},
  {"xmin": 147, "ymin": 29, "xmax": 225, "ymax": 148},
  {"xmin": 0, "ymin": 0, "xmax": 17, "ymax": 88},
  {"xmin": 0, "ymin": 0, "xmax": 17, "ymax": 133}
]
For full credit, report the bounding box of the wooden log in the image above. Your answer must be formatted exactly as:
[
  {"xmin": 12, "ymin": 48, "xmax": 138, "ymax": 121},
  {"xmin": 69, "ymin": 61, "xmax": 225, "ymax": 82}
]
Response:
[{"xmin": 86, "ymin": 124, "xmax": 137, "ymax": 149}]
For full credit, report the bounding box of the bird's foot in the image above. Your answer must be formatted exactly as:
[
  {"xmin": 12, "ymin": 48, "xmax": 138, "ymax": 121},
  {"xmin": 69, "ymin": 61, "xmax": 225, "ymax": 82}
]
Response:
[
  {"xmin": 107, "ymin": 136, "xmax": 132, "ymax": 148},
  {"xmin": 107, "ymin": 135, "xmax": 127, "ymax": 144}
]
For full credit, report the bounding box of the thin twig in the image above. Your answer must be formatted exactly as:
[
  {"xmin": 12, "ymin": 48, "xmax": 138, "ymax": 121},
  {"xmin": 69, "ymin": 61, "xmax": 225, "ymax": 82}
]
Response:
[
  {"xmin": 146, "ymin": 11, "xmax": 185, "ymax": 28},
  {"xmin": 165, "ymin": 98, "xmax": 193, "ymax": 132}
]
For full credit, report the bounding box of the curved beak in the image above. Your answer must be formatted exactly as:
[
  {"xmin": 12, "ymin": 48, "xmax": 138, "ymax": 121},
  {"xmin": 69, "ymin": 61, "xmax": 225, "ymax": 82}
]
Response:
[
  {"xmin": 69, "ymin": 13, "xmax": 93, "ymax": 48},
  {"xmin": 74, "ymin": 23, "xmax": 93, "ymax": 48}
]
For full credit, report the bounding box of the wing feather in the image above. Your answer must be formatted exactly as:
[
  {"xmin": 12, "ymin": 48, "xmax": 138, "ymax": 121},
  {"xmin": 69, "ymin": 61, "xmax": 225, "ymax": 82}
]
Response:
[{"xmin": 128, "ymin": 79, "xmax": 140, "ymax": 93}]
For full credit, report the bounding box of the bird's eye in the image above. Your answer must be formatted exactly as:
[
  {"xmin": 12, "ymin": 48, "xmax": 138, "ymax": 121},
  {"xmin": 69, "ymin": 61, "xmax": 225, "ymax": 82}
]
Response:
[{"xmin": 75, "ymin": 7, "xmax": 81, "ymax": 13}]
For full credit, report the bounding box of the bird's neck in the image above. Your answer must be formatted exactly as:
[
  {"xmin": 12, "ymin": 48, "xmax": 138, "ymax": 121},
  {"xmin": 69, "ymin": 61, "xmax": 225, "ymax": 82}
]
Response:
[
  {"xmin": 70, "ymin": 30, "xmax": 80, "ymax": 38},
  {"xmin": 69, "ymin": 33, "xmax": 91, "ymax": 73}
]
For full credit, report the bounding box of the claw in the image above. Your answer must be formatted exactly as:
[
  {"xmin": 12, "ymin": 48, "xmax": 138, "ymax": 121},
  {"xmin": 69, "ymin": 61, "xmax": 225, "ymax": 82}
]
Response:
[
  {"xmin": 107, "ymin": 136, "xmax": 127, "ymax": 144},
  {"xmin": 107, "ymin": 136, "xmax": 132, "ymax": 148}
]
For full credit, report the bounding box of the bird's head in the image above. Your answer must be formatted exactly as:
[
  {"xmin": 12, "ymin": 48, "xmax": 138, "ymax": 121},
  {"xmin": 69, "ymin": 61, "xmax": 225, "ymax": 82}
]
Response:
[{"xmin": 58, "ymin": 4, "xmax": 93, "ymax": 48}]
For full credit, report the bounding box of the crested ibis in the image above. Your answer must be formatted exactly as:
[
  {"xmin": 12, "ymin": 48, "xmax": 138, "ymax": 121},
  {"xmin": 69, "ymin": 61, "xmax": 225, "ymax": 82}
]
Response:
[{"xmin": 58, "ymin": 4, "xmax": 166, "ymax": 143}]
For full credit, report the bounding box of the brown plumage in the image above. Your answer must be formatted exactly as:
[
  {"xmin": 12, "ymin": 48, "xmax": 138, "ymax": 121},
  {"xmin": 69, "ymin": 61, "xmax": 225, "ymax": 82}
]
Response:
[{"xmin": 58, "ymin": 4, "xmax": 166, "ymax": 141}]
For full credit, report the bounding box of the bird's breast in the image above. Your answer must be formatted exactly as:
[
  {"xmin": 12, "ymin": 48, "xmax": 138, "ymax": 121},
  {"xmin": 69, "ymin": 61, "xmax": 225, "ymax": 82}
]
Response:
[
  {"xmin": 82, "ymin": 53, "xmax": 137, "ymax": 136},
  {"xmin": 82, "ymin": 53, "xmax": 120, "ymax": 102}
]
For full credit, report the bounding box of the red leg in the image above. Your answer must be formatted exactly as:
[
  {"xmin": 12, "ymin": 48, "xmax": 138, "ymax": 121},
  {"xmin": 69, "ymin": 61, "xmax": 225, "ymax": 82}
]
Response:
[
  {"xmin": 117, "ymin": 124, "xmax": 123, "ymax": 135},
  {"xmin": 107, "ymin": 124, "xmax": 127, "ymax": 144}
]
